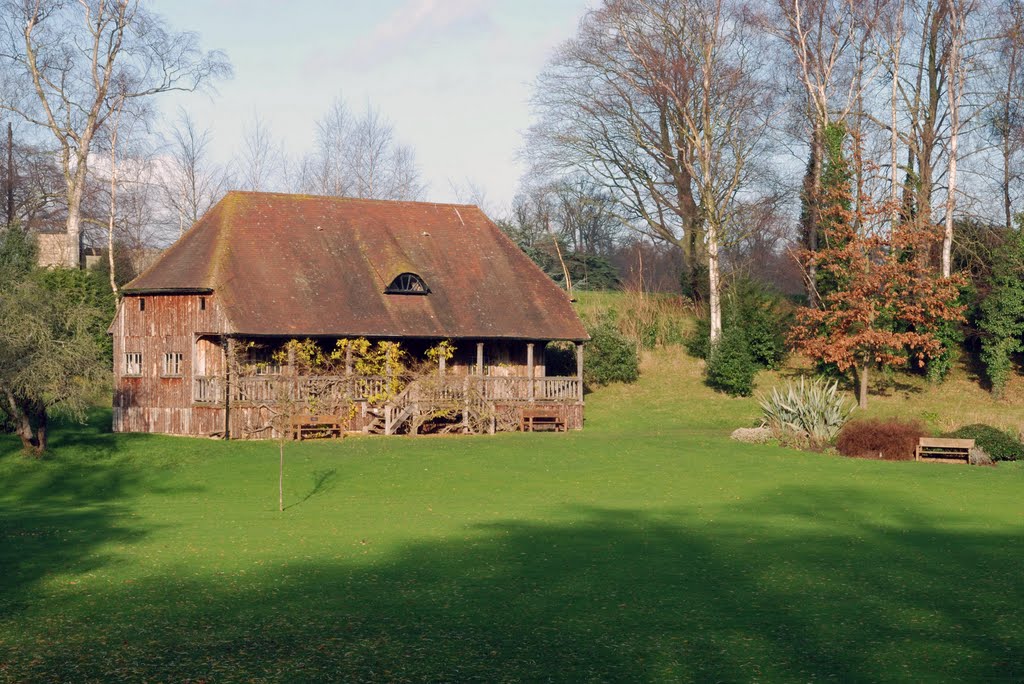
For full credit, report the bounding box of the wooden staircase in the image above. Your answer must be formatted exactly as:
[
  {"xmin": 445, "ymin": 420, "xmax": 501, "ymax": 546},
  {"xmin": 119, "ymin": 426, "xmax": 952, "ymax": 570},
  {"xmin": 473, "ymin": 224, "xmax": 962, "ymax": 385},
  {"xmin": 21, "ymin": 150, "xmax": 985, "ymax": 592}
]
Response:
[{"xmin": 362, "ymin": 383, "xmax": 417, "ymax": 435}]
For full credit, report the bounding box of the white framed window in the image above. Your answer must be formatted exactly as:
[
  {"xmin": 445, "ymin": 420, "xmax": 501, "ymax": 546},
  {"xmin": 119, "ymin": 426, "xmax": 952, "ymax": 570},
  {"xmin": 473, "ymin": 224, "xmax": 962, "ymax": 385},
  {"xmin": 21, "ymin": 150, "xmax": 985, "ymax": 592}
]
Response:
[
  {"xmin": 125, "ymin": 352, "xmax": 143, "ymax": 376},
  {"xmin": 163, "ymin": 352, "xmax": 183, "ymax": 377}
]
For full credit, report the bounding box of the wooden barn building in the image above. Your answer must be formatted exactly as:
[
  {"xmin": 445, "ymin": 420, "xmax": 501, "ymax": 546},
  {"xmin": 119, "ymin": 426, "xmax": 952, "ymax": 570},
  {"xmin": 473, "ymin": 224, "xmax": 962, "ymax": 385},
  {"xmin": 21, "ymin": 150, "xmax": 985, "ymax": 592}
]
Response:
[{"xmin": 110, "ymin": 191, "xmax": 589, "ymax": 438}]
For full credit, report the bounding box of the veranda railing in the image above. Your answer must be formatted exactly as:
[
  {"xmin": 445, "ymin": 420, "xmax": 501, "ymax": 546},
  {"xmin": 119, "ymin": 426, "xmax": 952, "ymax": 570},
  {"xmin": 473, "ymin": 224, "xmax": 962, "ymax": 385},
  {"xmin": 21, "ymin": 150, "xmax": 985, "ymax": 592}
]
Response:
[{"xmin": 193, "ymin": 374, "xmax": 581, "ymax": 405}]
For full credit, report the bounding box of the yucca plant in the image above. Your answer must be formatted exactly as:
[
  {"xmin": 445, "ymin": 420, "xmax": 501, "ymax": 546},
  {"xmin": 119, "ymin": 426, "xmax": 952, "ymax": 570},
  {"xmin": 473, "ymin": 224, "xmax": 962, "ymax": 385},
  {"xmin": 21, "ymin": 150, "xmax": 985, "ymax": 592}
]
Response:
[{"xmin": 759, "ymin": 376, "xmax": 856, "ymax": 448}]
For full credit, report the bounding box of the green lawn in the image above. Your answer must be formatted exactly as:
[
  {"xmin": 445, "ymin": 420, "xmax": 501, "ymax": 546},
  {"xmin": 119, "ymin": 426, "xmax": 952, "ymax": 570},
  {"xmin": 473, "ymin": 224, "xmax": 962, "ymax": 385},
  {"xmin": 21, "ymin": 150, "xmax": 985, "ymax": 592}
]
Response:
[{"xmin": 2, "ymin": 348, "xmax": 1023, "ymax": 682}]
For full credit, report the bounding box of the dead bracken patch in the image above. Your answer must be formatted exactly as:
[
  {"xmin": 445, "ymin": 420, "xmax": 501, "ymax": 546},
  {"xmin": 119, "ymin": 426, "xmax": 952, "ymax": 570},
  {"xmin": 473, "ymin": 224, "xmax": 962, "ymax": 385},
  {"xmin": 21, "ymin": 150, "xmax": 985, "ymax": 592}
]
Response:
[{"xmin": 836, "ymin": 419, "xmax": 927, "ymax": 461}]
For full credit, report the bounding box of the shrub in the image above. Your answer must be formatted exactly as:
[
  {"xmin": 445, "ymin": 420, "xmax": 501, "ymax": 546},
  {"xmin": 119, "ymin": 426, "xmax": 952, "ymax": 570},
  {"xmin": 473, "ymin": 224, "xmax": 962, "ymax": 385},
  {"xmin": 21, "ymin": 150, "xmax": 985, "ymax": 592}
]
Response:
[
  {"xmin": 705, "ymin": 327, "xmax": 757, "ymax": 397},
  {"xmin": 944, "ymin": 424, "xmax": 1023, "ymax": 462},
  {"xmin": 731, "ymin": 279, "xmax": 792, "ymax": 370},
  {"xmin": 684, "ymin": 316, "xmax": 712, "ymax": 360},
  {"xmin": 684, "ymin": 277, "xmax": 792, "ymax": 369},
  {"xmin": 923, "ymin": 316, "xmax": 964, "ymax": 383},
  {"xmin": 978, "ymin": 228, "xmax": 1024, "ymax": 396},
  {"xmin": 759, "ymin": 376, "xmax": 856, "ymax": 448},
  {"xmin": 836, "ymin": 419, "xmax": 927, "ymax": 461},
  {"xmin": 583, "ymin": 312, "xmax": 639, "ymax": 386}
]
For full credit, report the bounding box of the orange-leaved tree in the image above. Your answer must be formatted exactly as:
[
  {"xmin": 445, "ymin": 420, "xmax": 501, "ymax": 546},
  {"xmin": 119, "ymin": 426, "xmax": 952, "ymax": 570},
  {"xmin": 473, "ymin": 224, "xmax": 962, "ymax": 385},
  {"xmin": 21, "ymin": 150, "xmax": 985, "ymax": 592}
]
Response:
[{"xmin": 789, "ymin": 139, "xmax": 965, "ymax": 410}]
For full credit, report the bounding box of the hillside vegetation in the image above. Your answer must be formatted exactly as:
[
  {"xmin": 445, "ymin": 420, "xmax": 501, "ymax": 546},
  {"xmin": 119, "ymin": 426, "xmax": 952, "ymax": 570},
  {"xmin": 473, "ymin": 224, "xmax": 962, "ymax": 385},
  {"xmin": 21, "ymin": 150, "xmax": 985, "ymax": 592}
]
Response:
[{"xmin": 584, "ymin": 289, "xmax": 1023, "ymax": 437}]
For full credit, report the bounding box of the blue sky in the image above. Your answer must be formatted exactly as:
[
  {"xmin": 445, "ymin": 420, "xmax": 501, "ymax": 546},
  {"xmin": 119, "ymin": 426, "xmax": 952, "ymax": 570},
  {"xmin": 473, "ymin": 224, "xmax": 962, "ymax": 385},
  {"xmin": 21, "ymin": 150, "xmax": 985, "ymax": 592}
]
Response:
[{"xmin": 151, "ymin": 0, "xmax": 594, "ymax": 210}]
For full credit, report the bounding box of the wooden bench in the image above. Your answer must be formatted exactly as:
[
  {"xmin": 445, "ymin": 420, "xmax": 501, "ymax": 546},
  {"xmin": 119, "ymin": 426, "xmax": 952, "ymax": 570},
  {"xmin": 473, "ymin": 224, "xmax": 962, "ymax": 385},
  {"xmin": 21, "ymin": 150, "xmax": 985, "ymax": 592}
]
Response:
[
  {"xmin": 290, "ymin": 414, "xmax": 343, "ymax": 441},
  {"xmin": 916, "ymin": 437, "xmax": 975, "ymax": 462},
  {"xmin": 520, "ymin": 407, "xmax": 566, "ymax": 433}
]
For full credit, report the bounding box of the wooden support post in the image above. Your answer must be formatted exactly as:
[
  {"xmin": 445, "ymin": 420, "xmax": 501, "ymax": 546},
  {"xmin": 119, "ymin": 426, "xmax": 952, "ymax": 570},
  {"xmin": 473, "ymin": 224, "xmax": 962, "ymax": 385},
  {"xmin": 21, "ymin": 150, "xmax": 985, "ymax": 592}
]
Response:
[
  {"xmin": 191, "ymin": 333, "xmax": 199, "ymax": 397},
  {"xmin": 224, "ymin": 337, "xmax": 235, "ymax": 440},
  {"xmin": 527, "ymin": 342, "xmax": 535, "ymax": 402},
  {"xmin": 439, "ymin": 354, "xmax": 446, "ymax": 377},
  {"xmin": 476, "ymin": 341, "xmax": 485, "ymax": 403},
  {"xmin": 576, "ymin": 343, "xmax": 584, "ymax": 403},
  {"xmin": 462, "ymin": 376, "xmax": 470, "ymax": 432},
  {"xmin": 344, "ymin": 345, "xmax": 354, "ymax": 399}
]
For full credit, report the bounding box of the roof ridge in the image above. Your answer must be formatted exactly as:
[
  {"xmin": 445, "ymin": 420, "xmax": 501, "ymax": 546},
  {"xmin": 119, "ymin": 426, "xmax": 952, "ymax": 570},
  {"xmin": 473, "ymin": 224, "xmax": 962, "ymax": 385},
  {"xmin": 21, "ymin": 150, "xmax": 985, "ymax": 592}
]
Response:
[{"xmin": 223, "ymin": 190, "xmax": 481, "ymax": 211}]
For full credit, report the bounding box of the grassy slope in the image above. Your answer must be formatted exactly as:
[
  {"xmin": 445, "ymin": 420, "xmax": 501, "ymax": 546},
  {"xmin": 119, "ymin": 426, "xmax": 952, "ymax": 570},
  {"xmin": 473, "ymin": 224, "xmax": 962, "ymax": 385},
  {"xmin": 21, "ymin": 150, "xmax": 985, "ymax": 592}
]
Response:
[{"xmin": 1, "ymin": 342, "xmax": 1023, "ymax": 681}]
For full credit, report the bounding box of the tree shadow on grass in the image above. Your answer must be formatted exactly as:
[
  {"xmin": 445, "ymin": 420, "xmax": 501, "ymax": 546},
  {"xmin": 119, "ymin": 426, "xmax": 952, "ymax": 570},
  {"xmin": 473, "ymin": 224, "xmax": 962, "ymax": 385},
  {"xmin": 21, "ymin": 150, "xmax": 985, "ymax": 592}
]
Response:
[
  {"xmin": 284, "ymin": 469, "xmax": 338, "ymax": 511},
  {"xmin": 4, "ymin": 487, "xmax": 1022, "ymax": 682},
  {"xmin": 962, "ymin": 348, "xmax": 993, "ymax": 391},
  {"xmin": 0, "ymin": 411, "xmax": 200, "ymax": 621}
]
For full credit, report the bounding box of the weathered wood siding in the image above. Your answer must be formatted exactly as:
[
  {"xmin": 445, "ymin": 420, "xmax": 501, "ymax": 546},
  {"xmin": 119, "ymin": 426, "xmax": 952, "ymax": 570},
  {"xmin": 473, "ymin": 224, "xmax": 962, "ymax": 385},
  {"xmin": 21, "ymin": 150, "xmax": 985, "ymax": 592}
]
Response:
[
  {"xmin": 112, "ymin": 293, "xmax": 228, "ymax": 436},
  {"xmin": 114, "ymin": 309, "xmax": 582, "ymax": 438}
]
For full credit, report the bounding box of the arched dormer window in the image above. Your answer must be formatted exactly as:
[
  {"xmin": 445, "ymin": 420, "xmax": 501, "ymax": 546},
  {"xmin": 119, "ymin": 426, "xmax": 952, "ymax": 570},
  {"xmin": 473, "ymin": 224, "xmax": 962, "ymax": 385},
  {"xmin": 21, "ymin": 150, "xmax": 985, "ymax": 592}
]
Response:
[{"xmin": 385, "ymin": 272, "xmax": 430, "ymax": 295}]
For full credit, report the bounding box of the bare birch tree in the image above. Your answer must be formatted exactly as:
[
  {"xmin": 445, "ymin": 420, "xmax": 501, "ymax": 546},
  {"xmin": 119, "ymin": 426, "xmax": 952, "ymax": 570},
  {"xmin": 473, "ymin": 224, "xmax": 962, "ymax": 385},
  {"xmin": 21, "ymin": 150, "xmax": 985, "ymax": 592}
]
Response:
[
  {"xmin": 0, "ymin": 0, "xmax": 230, "ymax": 267},
  {"xmin": 528, "ymin": 0, "xmax": 705, "ymax": 297},
  {"xmin": 238, "ymin": 114, "xmax": 283, "ymax": 192},
  {"xmin": 160, "ymin": 110, "xmax": 231, "ymax": 236},
  {"xmin": 988, "ymin": 0, "xmax": 1024, "ymax": 231},
  {"xmin": 941, "ymin": 0, "xmax": 974, "ymax": 277},
  {"xmin": 760, "ymin": 0, "xmax": 886, "ymax": 302},
  {"xmin": 300, "ymin": 97, "xmax": 424, "ymax": 201},
  {"xmin": 530, "ymin": 0, "xmax": 772, "ymax": 341}
]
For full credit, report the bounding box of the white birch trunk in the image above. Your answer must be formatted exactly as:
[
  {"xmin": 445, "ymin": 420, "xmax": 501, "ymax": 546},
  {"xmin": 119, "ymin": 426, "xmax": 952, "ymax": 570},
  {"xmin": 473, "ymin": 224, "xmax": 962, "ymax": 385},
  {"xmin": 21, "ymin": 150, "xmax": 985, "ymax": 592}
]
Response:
[
  {"xmin": 942, "ymin": 2, "xmax": 963, "ymax": 278},
  {"xmin": 107, "ymin": 102, "xmax": 123, "ymax": 295},
  {"xmin": 890, "ymin": 5, "xmax": 903, "ymax": 225},
  {"xmin": 65, "ymin": 179, "xmax": 84, "ymax": 269},
  {"xmin": 707, "ymin": 220, "xmax": 722, "ymax": 345}
]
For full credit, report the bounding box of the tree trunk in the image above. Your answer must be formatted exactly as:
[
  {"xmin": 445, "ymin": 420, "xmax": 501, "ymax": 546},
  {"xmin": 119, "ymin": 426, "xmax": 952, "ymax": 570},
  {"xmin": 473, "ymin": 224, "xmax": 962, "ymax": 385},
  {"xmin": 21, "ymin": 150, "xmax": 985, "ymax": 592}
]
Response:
[
  {"xmin": 35, "ymin": 407, "xmax": 47, "ymax": 455},
  {"xmin": 890, "ymin": 10, "xmax": 903, "ymax": 224},
  {"xmin": 107, "ymin": 102, "xmax": 122, "ymax": 295},
  {"xmin": 857, "ymin": 362, "xmax": 869, "ymax": 410},
  {"xmin": 5, "ymin": 391, "xmax": 46, "ymax": 456},
  {"xmin": 942, "ymin": 0, "xmax": 965, "ymax": 278},
  {"xmin": 14, "ymin": 409, "xmax": 35, "ymax": 454},
  {"xmin": 1003, "ymin": 39, "xmax": 1016, "ymax": 232},
  {"xmin": 278, "ymin": 440, "xmax": 284, "ymax": 512},
  {"xmin": 707, "ymin": 221, "xmax": 722, "ymax": 344},
  {"xmin": 687, "ymin": 229, "xmax": 703, "ymax": 301},
  {"xmin": 804, "ymin": 120, "xmax": 824, "ymax": 306},
  {"xmin": 65, "ymin": 183, "xmax": 84, "ymax": 269},
  {"xmin": 63, "ymin": 136, "xmax": 93, "ymax": 270}
]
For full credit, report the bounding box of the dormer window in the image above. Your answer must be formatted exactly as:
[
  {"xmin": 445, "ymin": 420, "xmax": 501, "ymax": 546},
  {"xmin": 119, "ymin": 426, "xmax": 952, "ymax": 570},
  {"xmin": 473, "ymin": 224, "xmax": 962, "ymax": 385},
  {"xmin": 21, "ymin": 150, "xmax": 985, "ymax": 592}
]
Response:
[{"xmin": 385, "ymin": 272, "xmax": 429, "ymax": 295}]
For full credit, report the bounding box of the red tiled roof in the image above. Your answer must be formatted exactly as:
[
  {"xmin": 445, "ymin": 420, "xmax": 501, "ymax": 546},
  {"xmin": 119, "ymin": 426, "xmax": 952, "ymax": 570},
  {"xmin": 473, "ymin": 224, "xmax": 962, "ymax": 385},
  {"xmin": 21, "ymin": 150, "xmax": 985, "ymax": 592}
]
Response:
[{"xmin": 124, "ymin": 192, "xmax": 589, "ymax": 341}]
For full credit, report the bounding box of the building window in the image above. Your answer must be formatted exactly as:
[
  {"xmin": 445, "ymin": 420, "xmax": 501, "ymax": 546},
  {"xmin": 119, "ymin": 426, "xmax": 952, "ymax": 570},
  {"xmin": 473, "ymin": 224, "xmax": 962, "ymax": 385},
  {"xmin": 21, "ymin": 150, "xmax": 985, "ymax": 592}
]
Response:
[
  {"xmin": 245, "ymin": 347, "xmax": 281, "ymax": 375},
  {"xmin": 163, "ymin": 352, "xmax": 183, "ymax": 377},
  {"xmin": 139, "ymin": 298, "xmax": 145, "ymax": 311},
  {"xmin": 125, "ymin": 352, "xmax": 143, "ymax": 376},
  {"xmin": 199, "ymin": 296, "xmax": 206, "ymax": 311},
  {"xmin": 384, "ymin": 272, "xmax": 429, "ymax": 295}
]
